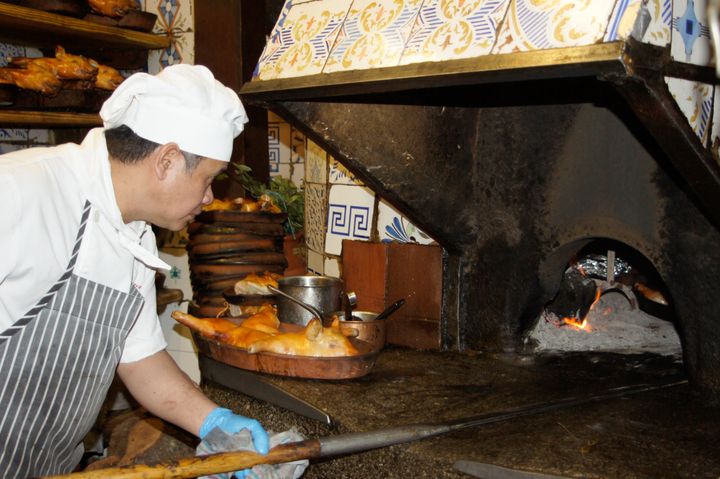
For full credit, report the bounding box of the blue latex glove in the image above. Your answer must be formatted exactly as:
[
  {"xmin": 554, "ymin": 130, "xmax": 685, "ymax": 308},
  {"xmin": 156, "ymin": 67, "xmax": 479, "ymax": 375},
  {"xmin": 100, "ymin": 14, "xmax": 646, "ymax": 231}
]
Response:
[{"xmin": 200, "ymin": 407, "xmax": 270, "ymax": 479}]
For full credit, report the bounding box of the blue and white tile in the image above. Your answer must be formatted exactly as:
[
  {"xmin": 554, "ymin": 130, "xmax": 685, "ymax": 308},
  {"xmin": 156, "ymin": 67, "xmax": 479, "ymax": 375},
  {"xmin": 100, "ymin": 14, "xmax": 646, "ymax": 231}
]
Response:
[
  {"xmin": 640, "ymin": 0, "xmax": 673, "ymax": 46},
  {"xmin": 604, "ymin": 0, "xmax": 642, "ymax": 41},
  {"xmin": 306, "ymin": 138, "xmax": 328, "ymax": 184},
  {"xmin": 149, "ymin": 0, "xmax": 193, "ymax": 33},
  {"xmin": 0, "ymin": 144, "xmax": 23, "ymax": 154},
  {"xmin": 268, "ymin": 119, "xmax": 293, "ymax": 165},
  {"xmin": 400, "ymin": 0, "xmax": 510, "ymax": 65},
  {"xmin": 0, "ymin": 43, "xmax": 26, "ymax": 66},
  {"xmin": 324, "ymin": 0, "xmax": 423, "ymax": 73},
  {"xmin": 378, "ymin": 199, "xmax": 435, "ymax": 245},
  {"xmin": 324, "ymin": 257, "xmax": 341, "ymax": 278},
  {"xmin": 307, "ymin": 248, "xmax": 325, "ymax": 275},
  {"xmin": 666, "ymin": 77, "xmax": 713, "ymax": 142},
  {"xmin": 493, "ymin": 0, "xmax": 615, "ymax": 53},
  {"xmin": 325, "ymin": 184, "xmax": 375, "ymax": 255},
  {"xmin": 329, "ymin": 156, "xmax": 363, "ymax": 185},
  {"xmin": 148, "ymin": 30, "xmax": 195, "ymax": 72},
  {"xmin": 711, "ymin": 86, "xmax": 720, "ymax": 161},
  {"xmin": 255, "ymin": 0, "xmax": 353, "ymax": 80},
  {"xmin": 671, "ymin": 0, "xmax": 711, "ymax": 65},
  {"xmin": 305, "ymin": 183, "xmax": 328, "ymax": 253},
  {"xmin": 0, "ymin": 128, "xmax": 28, "ymax": 141}
]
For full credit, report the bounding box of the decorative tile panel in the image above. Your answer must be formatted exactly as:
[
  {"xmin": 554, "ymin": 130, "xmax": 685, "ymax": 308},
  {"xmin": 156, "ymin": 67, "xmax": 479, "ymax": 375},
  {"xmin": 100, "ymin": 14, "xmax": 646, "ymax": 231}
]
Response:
[
  {"xmin": 329, "ymin": 155, "xmax": 363, "ymax": 185},
  {"xmin": 378, "ymin": 199, "xmax": 435, "ymax": 244},
  {"xmin": 324, "ymin": 0, "xmax": 423, "ymax": 73},
  {"xmin": 666, "ymin": 77, "xmax": 713, "ymax": 143},
  {"xmin": 268, "ymin": 118, "xmax": 292, "ymax": 174},
  {"xmin": 0, "ymin": 129, "xmax": 28, "ymax": 141},
  {"xmin": 400, "ymin": 0, "xmax": 510, "ymax": 65},
  {"xmin": 147, "ymin": 0, "xmax": 195, "ymax": 72},
  {"xmin": 325, "ymin": 184, "xmax": 375, "ymax": 255},
  {"xmin": 671, "ymin": 0, "xmax": 711, "ymax": 65},
  {"xmin": 306, "ymin": 138, "xmax": 328, "ymax": 184},
  {"xmin": 492, "ymin": 0, "xmax": 615, "ymax": 53},
  {"xmin": 305, "ymin": 183, "xmax": 328, "ymax": 253},
  {"xmin": 255, "ymin": 0, "xmax": 353, "ymax": 80}
]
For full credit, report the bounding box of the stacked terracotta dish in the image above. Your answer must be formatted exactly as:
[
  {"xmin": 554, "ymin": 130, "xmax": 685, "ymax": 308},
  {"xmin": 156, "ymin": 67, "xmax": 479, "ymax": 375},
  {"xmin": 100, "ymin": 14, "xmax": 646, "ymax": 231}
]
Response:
[{"xmin": 186, "ymin": 198, "xmax": 288, "ymax": 318}]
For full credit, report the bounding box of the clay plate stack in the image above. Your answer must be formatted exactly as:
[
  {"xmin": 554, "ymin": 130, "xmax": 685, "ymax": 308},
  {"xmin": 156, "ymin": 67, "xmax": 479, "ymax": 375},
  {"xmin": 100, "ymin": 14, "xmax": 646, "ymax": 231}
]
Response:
[{"xmin": 187, "ymin": 210, "xmax": 288, "ymax": 317}]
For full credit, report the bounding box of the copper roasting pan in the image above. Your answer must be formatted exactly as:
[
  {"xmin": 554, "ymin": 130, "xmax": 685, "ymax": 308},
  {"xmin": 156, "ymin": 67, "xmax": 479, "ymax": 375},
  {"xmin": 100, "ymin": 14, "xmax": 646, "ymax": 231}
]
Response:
[{"xmin": 191, "ymin": 325, "xmax": 379, "ymax": 380}]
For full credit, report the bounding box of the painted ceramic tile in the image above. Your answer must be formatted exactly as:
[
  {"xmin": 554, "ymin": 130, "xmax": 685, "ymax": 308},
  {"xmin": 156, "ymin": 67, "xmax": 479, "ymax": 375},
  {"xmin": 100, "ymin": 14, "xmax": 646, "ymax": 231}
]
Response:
[
  {"xmin": 329, "ymin": 155, "xmax": 363, "ymax": 185},
  {"xmin": 711, "ymin": 87, "xmax": 720, "ymax": 163},
  {"xmin": 150, "ymin": 0, "xmax": 193, "ymax": 33},
  {"xmin": 306, "ymin": 138, "xmax": 328, "ymax": 184},
  {"xmin": 671, "ymin": 0, "xmax": 711, "ymax": 65},
  {"xmin": 400, "ymin": 0, "xmax": 510, "ymax": 65},
  {"xmin": 307, "ymin": 248, "xmax": 325, "ymax": 275},
  {"xmin": 325, "ymin": 184, "xmax": 375, "ymax": 255},
  {"xmin": 324, "ymin": 0, "xmax": 423, "ymax": 73},
  {"xmin": 0, "ymin": 43, "xmax": 26, "ymax": 66},
  {"xmin": 305, "ymin": 183, "xmax": 328, "ymax": 253},
  {"xmin": 635, "ymin": 0, "xmax": 673, "ymax": 46},
  {"xmin": 254, "ymin": 0, "xmax": 353, "ymax": 80},
  {"xmin": 0, "ymin": 129, "xmax": 28, "ymax": 141},
  {"xmin": 666, "ymin": 77, "xmax": 713, "ymax": 143},
  {"xmin": 0, "ymin": 144, "xmax": 23, "ymax": 154},
  {"xmin": 324, "ymin": 257, "xmax": 341, "ymax": 278},
  {"xmin": 377, "ymin": 199, "xmax": 435, "ymax": 244},
  {"xmin": 493, "ymin": 0, "xmax": 615, "ymax": 53},
  {"xmin": 268, "ymin": 119, "xmax": 292, "ymax": 173},
  {"xmin": 604, "ymin": 0, "xmax": 641, "ymax": 41}
]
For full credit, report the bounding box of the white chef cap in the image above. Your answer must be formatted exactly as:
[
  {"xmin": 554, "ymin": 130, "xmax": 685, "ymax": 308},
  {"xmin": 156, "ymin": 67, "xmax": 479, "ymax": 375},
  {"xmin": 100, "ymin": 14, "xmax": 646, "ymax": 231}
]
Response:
[{"xmin": 99, "ymin": 64, "xmax": 247, "ymax": 162}]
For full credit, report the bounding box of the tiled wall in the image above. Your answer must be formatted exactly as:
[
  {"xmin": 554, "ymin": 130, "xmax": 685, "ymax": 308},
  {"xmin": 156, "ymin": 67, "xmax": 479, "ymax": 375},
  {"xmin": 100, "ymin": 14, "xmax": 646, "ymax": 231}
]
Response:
[{"xmin": 254, "ymin": 0, "xmax": 719, "ymax": 163}]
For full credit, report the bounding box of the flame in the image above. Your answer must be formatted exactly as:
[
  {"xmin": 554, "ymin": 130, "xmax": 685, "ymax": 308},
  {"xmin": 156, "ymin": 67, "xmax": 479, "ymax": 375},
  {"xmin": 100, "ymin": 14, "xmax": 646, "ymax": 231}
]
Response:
[{"xmin": 561, "ymin": 287, "xmax": 601, "ymax": 332}]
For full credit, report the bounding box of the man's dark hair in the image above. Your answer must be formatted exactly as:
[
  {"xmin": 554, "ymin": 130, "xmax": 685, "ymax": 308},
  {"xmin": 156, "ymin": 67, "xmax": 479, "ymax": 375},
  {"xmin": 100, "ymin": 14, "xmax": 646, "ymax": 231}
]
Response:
[{"xmin": 105, "ymin": 125, "xmax": 201, "ymax": 170}]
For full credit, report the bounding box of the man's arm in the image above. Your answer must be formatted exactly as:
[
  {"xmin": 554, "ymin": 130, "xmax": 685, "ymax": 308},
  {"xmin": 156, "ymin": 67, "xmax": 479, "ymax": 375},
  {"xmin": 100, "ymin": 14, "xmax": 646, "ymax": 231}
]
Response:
[{"xmin": 116, "ymin": 349, "xmax": 216, "ymax": 436}]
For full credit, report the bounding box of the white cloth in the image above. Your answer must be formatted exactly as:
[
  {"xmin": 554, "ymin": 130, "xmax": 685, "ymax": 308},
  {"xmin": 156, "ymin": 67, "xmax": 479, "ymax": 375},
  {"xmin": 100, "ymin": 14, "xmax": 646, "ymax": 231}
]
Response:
[
  {"xmin": 0, "ymin": 128, "xmax": 168, "ymax": 363},
  {"xmin": 197, "ymin": 428, "xmax": 308, "ymax": 479},
  {"xmin": 100, "ymin": 64, "xmax": 248, "ymax": 162}
]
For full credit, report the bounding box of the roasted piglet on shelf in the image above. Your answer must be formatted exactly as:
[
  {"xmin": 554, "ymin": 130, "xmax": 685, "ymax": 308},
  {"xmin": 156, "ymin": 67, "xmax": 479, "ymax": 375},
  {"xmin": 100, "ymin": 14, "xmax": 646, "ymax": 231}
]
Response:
[{"xmin": 89, "ymin": 0, "xmax": 139, "ymax": 18}]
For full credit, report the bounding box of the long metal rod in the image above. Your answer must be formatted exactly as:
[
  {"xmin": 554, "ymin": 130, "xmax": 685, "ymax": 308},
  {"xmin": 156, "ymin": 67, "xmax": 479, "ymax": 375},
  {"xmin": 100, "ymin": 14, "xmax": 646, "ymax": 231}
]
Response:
[
  {"xmin": 39, "ymin": 379, "xmax": 686, "ymax": 479},
  {"xmin": 318, "ymin": 379, "xmax": 687, "ymax": 456}
]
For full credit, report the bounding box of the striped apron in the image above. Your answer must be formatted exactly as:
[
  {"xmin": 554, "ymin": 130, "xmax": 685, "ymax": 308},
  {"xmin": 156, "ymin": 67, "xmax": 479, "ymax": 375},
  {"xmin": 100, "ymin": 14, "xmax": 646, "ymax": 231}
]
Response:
[{"xmin": 0, "ymin": 201, "xmax": 145, "ymax": 477}]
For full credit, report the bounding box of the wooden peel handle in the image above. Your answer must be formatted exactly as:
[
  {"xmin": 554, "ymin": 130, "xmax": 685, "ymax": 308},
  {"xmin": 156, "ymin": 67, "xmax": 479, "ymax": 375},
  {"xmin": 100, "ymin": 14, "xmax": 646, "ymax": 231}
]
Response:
[{"xmin": 37, "ymin": 439, "xmax": 321, "ymax": 479}]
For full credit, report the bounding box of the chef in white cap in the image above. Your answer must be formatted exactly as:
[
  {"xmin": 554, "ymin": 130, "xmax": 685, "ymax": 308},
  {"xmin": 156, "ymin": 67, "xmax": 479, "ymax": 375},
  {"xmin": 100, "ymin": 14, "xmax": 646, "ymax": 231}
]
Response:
[{"xmin": 0, "ymin": 64, "xmax": 269, "ymax": 477}]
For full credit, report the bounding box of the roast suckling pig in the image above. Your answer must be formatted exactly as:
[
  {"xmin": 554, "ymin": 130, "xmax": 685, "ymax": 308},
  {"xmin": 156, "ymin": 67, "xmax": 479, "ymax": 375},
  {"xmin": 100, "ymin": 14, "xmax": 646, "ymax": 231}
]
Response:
[
  {"xmin": 89, "ymin": 0, "xmax": 139, "ymax": 18},
  {"xmin": 233, "ymin": 271, "xmax": 283, "ymax": 296},
  {"xmin": 171, "ymin": 308, "xmax": 359, "ymax": 357}
]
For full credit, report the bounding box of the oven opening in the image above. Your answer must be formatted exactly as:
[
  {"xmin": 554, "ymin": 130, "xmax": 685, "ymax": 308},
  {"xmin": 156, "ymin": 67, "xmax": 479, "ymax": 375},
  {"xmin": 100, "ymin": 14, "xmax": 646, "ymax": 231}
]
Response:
[{"xmin": 525, "ymin": 239, "xmax": 681, "ymax": 358}]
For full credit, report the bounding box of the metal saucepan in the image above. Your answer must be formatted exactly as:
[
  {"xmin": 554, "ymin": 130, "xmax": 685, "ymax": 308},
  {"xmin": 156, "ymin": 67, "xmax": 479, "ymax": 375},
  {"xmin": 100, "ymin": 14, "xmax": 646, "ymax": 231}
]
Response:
[{"xmin": 269, "ymin": 275, "xmax": 346, "ymax": 325}]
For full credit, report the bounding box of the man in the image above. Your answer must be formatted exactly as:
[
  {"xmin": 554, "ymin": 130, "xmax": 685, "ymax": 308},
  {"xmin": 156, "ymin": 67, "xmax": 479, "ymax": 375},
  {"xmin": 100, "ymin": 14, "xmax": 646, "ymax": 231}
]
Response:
[{"xmin": 0, "ymin": 64, "xmax": 269, "ymax": 477}]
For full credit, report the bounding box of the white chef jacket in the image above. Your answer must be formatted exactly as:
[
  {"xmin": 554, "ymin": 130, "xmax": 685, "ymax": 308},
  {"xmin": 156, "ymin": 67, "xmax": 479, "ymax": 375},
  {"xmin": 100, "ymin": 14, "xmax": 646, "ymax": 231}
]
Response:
[{"xmin": 0, "ymin": 128, "xmax": 169, "ymax": 362}]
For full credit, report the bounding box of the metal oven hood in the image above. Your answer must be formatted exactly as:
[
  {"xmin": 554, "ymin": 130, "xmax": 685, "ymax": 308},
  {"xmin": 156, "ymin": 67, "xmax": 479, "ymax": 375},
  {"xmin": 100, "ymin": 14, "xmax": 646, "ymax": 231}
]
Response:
[{"xmin": 239, "ymin": 38, "xmax": 720, "ymax": 399}]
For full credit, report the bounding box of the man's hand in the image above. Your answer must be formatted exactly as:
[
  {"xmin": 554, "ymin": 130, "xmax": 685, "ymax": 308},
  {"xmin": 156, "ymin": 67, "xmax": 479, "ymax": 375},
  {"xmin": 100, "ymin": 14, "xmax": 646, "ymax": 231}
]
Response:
[{"xmin": 200, "ymin": 407, "xmax": 270, "ymax": 478}]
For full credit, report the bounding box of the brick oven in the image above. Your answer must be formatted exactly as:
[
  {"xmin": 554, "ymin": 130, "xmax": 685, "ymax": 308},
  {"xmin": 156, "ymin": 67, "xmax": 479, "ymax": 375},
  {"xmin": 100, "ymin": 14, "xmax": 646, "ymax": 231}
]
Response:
[{"xmin": 240, "ymin": 3, "xmax": 720, "ymax": 400}]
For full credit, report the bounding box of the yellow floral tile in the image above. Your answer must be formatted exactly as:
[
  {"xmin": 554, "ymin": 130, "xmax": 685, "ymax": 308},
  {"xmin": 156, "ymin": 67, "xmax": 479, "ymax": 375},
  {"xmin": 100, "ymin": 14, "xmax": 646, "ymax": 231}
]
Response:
[
  {"xmin": 492, "ymin": 0, "xmax": 616, "ymax": 53},
  {"xmin": 399, "ymin": 0, "xmax": 511, "ymax": 65},
  {"xmin": 666, "ymin": 77, "xmax": 713, "ymax": 143},
  {"xmin": 324, "ymin": 0, "xmax": 423, "ymax": 73},
  {"xmin": 254, "ymin": 0, "xmax": 353, "ymax": 80}
]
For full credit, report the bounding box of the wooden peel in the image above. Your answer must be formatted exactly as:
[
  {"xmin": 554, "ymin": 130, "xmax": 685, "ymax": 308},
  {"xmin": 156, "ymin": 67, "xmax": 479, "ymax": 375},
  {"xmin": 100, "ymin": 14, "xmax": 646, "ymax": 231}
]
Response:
[{"xmin": 39, "ymin": 439, "xmax": 322, "ymax": 479}]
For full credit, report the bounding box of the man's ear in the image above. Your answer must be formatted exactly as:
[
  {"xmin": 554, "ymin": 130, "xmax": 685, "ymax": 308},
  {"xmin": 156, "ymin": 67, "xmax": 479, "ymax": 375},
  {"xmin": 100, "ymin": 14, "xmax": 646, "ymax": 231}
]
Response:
[{"xmin": 153, "ymin": 143, "xmax": 183, "ymax": 180}]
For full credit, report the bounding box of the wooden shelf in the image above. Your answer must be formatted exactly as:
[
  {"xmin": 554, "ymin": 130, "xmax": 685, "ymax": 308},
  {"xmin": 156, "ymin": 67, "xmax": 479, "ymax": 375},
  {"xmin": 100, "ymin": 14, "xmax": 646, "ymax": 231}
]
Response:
[
  {"xmin": 0, "ymin": 110, "xmax": 101, "ymax": 127},
  {"xmin": 0, "ymin": 2, "xmax": 170, "ymax": 50}
]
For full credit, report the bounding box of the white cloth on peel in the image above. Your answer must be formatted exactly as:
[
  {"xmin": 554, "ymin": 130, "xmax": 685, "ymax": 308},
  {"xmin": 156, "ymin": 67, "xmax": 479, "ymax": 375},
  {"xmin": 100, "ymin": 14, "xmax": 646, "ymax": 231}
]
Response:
[{"xmin": 197, "ymin": 428, "xmax": 308, "ymax": 479}]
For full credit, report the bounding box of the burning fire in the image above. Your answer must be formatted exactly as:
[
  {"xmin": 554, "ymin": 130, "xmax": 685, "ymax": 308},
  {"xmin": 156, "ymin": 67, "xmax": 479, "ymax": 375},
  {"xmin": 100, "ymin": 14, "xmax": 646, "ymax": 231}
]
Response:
[{"xmin": 561, "ymin": 288, "xmax": 601, "ymax": 332}]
